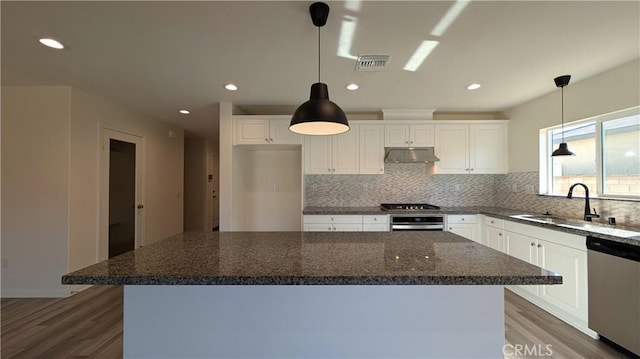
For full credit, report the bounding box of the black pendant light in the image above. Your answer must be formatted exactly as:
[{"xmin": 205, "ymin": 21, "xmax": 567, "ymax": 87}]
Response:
[
  {"xmin": 551, "ymin": 74, "xmax": 575, "ymax": 157},
  {"xmin": 289, "ymin": 2, "xmax": 349, "ymax": 136}
]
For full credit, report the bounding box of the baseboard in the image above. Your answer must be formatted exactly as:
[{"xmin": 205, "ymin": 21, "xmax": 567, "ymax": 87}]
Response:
[
  {"xmin": 506, "ymin": 286, "xmax": 598, "ymax": 339},
  {"xmin": 1, "ymin": 287, "xmax": 70, "ymax": 298}
]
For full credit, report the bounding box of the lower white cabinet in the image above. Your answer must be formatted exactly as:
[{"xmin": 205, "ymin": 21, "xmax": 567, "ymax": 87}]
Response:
[
  {"xmin": 363, "ymin": 215, "xmax": 389, "ymax": 231},
  {"xmin": 303, "ymin": 215, "xmax": 389, "ymax": 232},
  {"xmin": 482, "ymin": 216, "xmax": 506, "ymax": 252},
  {"xmin": 503, "ymin": 220, "xmax": 591, "ymax": 337},
  {"xmin": 446, "ymin": 215, "xmax": 478, "ymax": 242}
]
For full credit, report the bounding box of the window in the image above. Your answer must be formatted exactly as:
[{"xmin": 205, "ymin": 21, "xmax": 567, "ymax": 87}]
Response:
[{"xmin": 540, "ymin": 107, "xmax": 640, "ymax": 198}]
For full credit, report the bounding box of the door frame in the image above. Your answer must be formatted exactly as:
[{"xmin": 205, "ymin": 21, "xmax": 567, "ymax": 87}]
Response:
[{"xmin": 99, "ymin": 126, "xmax": 145, "ymax": 261}]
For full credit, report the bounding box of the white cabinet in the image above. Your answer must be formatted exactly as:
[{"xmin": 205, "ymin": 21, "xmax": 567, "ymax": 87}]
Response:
[
  {"xmin": 359, "ymin": 125, "xmax": 385, "ymax": 174},
  {"xmin": 363, "ymin": 215, "xmax": 389, "ymax": 231},
  {"xmin": 304, "ymin": 215, "xmax": 363, "ymax": 232},
  {"xmin": 305, "ymin": 126, "xmax": 359, "ymax": 174},
  {"xmin": 434, "ymin": 123, "xmax": 506, "ymax": 174},
  {"xmin": 482, "ymin": 216, "xmax": 506, "ymax": 252},
  {"xmin": 502, "ymin": 220, "xmax": 590, "ymax": 336},
  {"xmin": 235, "ymin": 117, "xmax": 300, "ymax": 145},
  {"xmin": 446, "ymin": 215, "xmax": 478, "ymax": 242},
  {"xmin": 384, "ymin": 124, "xmax": 434, "ymax": 147},
  {"xmin": 303, "ymin": 214, "xmax": 390, "ymax": 232}
]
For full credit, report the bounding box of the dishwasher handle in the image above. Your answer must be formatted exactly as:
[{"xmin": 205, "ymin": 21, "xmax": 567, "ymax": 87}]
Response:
[{"xmin": 586, "ymin": 236, "xmax": 640, "ymax": 262}]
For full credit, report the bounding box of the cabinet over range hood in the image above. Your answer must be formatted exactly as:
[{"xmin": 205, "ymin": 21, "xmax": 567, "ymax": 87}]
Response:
[{"xmin": 384, "ymin": 147, "xmax": 440, "ymax": 163}]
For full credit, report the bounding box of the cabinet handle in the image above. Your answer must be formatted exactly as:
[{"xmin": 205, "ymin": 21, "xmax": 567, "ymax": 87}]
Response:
[
  {"xmin": 537, "ymin": 244, "xmax": 542, "ymax": 248},
  {"xmin": 331, "ymin": 217, "xmax": 334, "ymax": 221},
  {"xmin": 374, "ymin": 218, "xmax": 377, "ymax": 221},
  {"xmin": 498, "ymin": 233, "xmax": 502, "ymax": 236},
  {"xmin": 264, "ymin": 138, "xmax": 269, "ymax": 142},
  {"xmin": 328, "ymin": 227, "xmax": 332, "ymax": 231},
  {"xmin": 449, "ymin": 227, "xmax": 452, "ymax": 230},
  {"xmin": 491, "ymin": 220, "xmax": 495, "ymax": 224},
  {"xmin": 465, "ymin": 168, "xmax": 469, "ymax": 171},
  {"xmin": 380, "ymin": 168, "xmax": 383, "ymax": 172},
  {"xmin": 405, "ymin": 141, "xmax": 409, "ymax": 144},
  {"xmin": 470, "ymin": 168, "xmax": 474, "ymax": 171},
  {"xmin": 530, "ymin": 242, "xmax": 535, "ymax": 246},
  {"xmin": 410, "ymin": 141, "xmax": 414, "ymax": 144},
  {"xmin": 461, "ymin": 218, "xmax": 465, "ymax": 221},
  {"xmin": 269, "ymin": 138, "xmax": 273, "ymax": 142}
]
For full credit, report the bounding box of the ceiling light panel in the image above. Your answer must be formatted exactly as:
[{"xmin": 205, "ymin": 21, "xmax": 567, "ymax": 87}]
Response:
[{"xmin": 38, "ymin": 38, "xmax": 65, "ymax": 49}]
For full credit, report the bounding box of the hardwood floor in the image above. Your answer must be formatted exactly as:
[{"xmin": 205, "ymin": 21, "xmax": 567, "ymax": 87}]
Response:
[{"xmin": 1, "ymin": 286, "xmax": 633, "ymax": 358}]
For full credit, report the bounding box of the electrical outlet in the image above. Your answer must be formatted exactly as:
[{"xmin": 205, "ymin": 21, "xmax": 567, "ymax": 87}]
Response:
[
  {"xmin": 455, "ymin": 184, "xmax": 462, "ymax": 191},
  {"xmin": 1, "ymin": 257, "xmax": 8, "ymax": 269},
  {"xmin": 512, "ymin": 184, "xmax": 518, "ymax": 193},
  {"xmin": 362, "ymin": 184, "xmax": 369, "ymax": 191},
  {"xmin": 313, "ymin": 184, "xmax": 318, "ymax": 191},
  {"xmin": 273, "ymin": 185, "xmax": 279, "ymax": 192}
]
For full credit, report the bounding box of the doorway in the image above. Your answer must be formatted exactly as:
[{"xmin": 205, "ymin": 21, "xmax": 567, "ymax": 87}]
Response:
[
  {"xmin": 108, "ymin": 139, "xmax": 136, "ymax": 257},
  {"xmin": 99, "ymin": 128, "xmax": 144, "ymax": 261}
]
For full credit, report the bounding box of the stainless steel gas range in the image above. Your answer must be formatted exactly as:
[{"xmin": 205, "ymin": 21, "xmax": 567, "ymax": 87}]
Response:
[{"xmin": 380, "ymin": 203, "xmax": 444, "ymax": 231}]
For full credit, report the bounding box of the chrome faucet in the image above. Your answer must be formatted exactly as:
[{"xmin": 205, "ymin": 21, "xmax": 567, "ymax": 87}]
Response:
[{"xmin": 567, "ymin": 183, "xmax": 600, "ymax": 221}]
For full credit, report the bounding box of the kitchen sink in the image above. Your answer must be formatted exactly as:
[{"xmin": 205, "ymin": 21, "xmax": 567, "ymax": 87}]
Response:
[
  {"xmin": 510, "ymin": 214, "xmax": 640, "ymax": 239},
  {"xmin": 509, "ymin": 214, "xmax": 570, "ymax": 224}
]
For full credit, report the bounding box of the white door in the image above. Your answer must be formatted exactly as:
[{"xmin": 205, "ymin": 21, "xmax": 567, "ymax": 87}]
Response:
[
  {"xmin": 100, "ymin": 128, "xmax": 144, "ymax": 261},
  {"xmin": 235, "ymin": 119, "xmax": 269, "ymax": 144},
  {"xmin": 484, "ymin": 226, "xmax": 505, "ymax": 252},
  {"xmin": 410, "ymin": 125, "xmax": 434, "ymax": 147},
  {"xmin": 359, "ymin": 125, "xmax": 384, "ymax": 174},
  {"xmin": 469, "ymin": 124, "xmax": 505, "ymax": 174},
  {"xmin": 434, "ymin": 125, "xmax": 469, "ymax": 174},
  {"xmin": 538, "ymin": 239, "xmax": 588, "ymax": 320},
  {"xmin": 333, "ymin": 127, "xmax": 359, "ymax": 174},
  {"xmin": 506, "ymin": 231, "xmax": 540, "ymax": 297},
  {"xmin": 269, "ymin": 119, "xmax": 300, "ymax": 144},
  {"xmin": 447, "ymin": 224, "xmax": 476, "ymax": 241},
  {"xmin": 384, "ymin": 125, "xmax": 409, "ymax": 147}
]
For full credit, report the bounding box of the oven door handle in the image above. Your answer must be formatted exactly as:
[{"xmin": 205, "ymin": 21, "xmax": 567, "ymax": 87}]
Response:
[{"xmin": 391, "ymin": 224, "xmax": 443, "ymax": 230}]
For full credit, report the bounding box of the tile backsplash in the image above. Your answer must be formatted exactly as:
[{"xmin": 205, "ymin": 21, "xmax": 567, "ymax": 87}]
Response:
[
  {"xmin": 304, "ymin": 166, "xmax": 640, "ymax": 227},
  {"xmin": 305, "ymin": 163, "xmax": 498, "ymax": 207}
]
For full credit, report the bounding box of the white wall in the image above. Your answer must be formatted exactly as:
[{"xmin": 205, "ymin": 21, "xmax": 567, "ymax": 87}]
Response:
[
  {"xmin": 184, "ymin": 136, "xmax": 207, "ymax": 231},
  {"xmin": 219, "ymin": 102, "xmax": 234, "ymax": 231},
  {"xmin": 239, "ymin": 149, "xmax": 302, "ymax": 231},
  {"xmin": 506, "ymin": 59, "xmax": 640, "ymax": 172},
  {"xmin": 1, "ymin": 85, "xmax": 184, "ymax": 297},
  {"xmin": 1, "ymin": 86, "xmax": 71, "ymax": 297}
]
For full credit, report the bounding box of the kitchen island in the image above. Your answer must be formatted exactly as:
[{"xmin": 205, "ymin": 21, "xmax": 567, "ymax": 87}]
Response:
[{"xmin": 63, "ymin": 231, "xmax": 561, "ymax": 358}]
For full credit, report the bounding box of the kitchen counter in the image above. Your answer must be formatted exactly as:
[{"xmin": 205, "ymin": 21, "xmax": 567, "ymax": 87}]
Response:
[
  {"xmin": 62, "ymin": 231, "xmax": 560, "ymax": 286},
  {"xmin": 62, "ymin": 231, "xmax": 560, "ymax": 358},
  {"xmin": 304, "ymin": 205, "xmax": 640, "ymax": 245}
]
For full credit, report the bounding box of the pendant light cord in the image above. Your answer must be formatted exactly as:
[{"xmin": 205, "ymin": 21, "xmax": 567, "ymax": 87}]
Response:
[
  {"xmin": 317, "ymin": 25, "xmax": 321, "ymax": 83},
  {"xmin": 561, "ymin": 86, "xmax": 565, "ymax": 143}
]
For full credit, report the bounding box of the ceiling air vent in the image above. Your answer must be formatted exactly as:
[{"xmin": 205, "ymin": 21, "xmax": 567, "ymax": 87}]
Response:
[{"xmin": 356, "ymin": 54, "xmax": 391, "ymax": 72}]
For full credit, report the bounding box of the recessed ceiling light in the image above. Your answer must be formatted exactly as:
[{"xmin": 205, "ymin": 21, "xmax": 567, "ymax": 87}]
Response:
[
  {"xmin": 38, "ymin": 38, "xmax": 65, "ymax": 49},
  {"xmin": 179, "ymin": 109, "xmax": 190, "ymax": 115},
  {"xmin": 466, "ymin": 83, "xmax": 481, "ymax": 90},
  {"xmin": 224, "ymin": 83, "xmax": 238, "ymax": 91},
  {"xmin": 346, "ymin": 83, "xmax": 359, "ymax": 91}
]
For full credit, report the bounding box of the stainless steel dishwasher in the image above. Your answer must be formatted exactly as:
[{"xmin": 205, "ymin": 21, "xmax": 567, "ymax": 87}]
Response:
[{"xmin": 587, "ymin": 236, "xmax": 640, "ymax": 356}]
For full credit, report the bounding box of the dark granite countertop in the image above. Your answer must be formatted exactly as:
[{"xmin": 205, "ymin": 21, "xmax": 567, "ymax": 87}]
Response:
[
  {"xmin": 303, "ymin": 206, "xmax": 640, "ymax": 245},
  {"xmin": 62, "ymin": 231, "xmax": 561, "ymax": 286}
]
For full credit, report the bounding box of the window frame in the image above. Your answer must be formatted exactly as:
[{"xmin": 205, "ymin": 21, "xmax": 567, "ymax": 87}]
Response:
[{"xmin": 539, "ymin": 106, "xmax": 640, "ymax": 200}]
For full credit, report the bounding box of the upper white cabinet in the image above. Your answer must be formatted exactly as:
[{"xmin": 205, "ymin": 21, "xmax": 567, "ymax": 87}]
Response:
[
  {"xmin": 235, "ymin": 117, "xmax": 300, "ymax": 145},
  {"xmin": 434, "ymin": 123, "xmax": 507, "ymax": 174},
  {"xmin": 384, "ymin": 124, "xmax": 434, "ymax": 147},
  {"xmin": 305, "ymin": 126, "xmax": 359, "ymax": 174},
  {"xmin": 359, "ymin": 125, "xmax": 385, "ymax": 174}
]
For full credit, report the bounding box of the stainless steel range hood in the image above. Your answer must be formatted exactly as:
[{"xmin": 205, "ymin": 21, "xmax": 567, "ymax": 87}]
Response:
[{"xmin": 384, "ymin": 147, "xmax": 440, "ymax": 163}]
